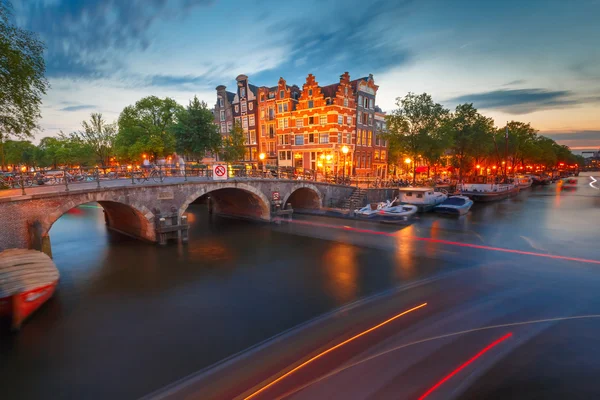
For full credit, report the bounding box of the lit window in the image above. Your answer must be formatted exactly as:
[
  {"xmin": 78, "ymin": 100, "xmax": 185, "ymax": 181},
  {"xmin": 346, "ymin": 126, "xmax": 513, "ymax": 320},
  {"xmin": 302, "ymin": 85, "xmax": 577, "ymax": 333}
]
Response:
[
  {"xmin": 381, "ymin": 150, "xmax": 386, "ymax": 160},
  {"xmin": 320, "ymin": 134, "xmax": 329, "ymax": 143},
  {"xmin": 241, "ymin": 102, "xmax": 247, "ymax": 113},
  {"xmin": 368, "ymin": 131, "xmax": 372, "ymax": 146},
  {"xmin": 295, "ymin": 135, "xmax": 304, "ymax": 145},
  {"xmin": 250, "ymin": 130, "xmax": 256, "ymax": 144},
  {"xmin": 320, "ymin": 115, "xmax": 327, "ymax": 125},
  {"xmin": 220, "ymin": 110, "xmax": 225, "ymax": 121},
  {"xmin": 249, "ymin": 115, "xmax": 255, "ymax": 126},
  {"xmin": 278, "ymin": 119, "xmax": 284, "ymax": 129},
  {"xmin": 308, "ymin": 100, "xmax": 314, "ymax": 108},
  {"xmin": 338, "ymin": 115, "xmax": 343, "ymax": 124},
  {"xmin": 242, "ymin": 117, "xmax": 248, "ymax": 129},
  {"xmin": 375, "ymin": 150, "xmax": 380, "ymax": 160},
  {"xmin": 296, "ymin": 118, "xmax": 303, "ymax": 128}
]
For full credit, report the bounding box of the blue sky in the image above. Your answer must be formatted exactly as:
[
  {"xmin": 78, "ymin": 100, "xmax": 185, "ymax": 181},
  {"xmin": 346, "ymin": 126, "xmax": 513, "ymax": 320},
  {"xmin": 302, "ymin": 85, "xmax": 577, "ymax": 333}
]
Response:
[{"xmin": 12, "ymin": 0, "xmax": 600, "ymax": 150}]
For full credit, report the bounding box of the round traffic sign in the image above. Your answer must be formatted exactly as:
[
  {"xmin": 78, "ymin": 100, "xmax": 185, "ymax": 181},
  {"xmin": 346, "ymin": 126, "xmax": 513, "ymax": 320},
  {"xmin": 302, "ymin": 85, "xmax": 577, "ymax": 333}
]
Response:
[{"xmin": 215, "ymin": 165, "xmax": 227, "ymax": 177}]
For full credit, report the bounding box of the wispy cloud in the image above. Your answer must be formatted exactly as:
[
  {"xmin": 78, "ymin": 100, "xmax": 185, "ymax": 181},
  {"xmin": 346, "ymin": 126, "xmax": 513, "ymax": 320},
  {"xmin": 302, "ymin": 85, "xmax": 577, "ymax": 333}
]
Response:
[
  {"xmin": 447, "ymin": 88, "xmax": 599, "ymax": 114},
  {"xmin": 503, "ymin": 79, "xmax": 526, "ymax": 86},
  {"xmin": 59, "ymin": 104, "xmax": 97, "ymax": 112}
]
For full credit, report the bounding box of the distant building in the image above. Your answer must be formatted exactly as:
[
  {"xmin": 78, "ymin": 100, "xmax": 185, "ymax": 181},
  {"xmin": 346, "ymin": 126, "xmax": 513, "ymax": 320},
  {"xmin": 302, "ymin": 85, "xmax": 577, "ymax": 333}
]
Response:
[
  {"xmin": 350, "ymin": 74, "xmax": 379, "ymax": 177},
  {"xmin": 214, "ymin": 85, "xmax": 235, "ymax": 136},
  {"xmin": 231, "ymin": 74, "xmax": 260, "ymax": 161},
  {"xmin": 374, "ymin": 106, "xmax": 388, "ymax": 178}
]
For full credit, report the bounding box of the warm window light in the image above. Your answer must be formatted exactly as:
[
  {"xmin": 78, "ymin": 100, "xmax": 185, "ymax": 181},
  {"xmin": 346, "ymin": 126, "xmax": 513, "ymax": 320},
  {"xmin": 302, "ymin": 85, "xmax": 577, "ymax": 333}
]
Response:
[
  {"xmin": 404, "ymin": 157, "xmax": 412, "ymax": 164},
  {"xmin": 320, "ymin": 154, "xmax": 325, "ymax": 160},
  {"xmin": 341, "ymin": 145, "xmax": 349, "ymax": 155},
  {"xmin": 326, "ymin": 154, "xmax": 332, "ymax": 161},
  {"xmin": 317, "ymin": 161, "xmax": 323, "ymax": 168},
  {"xmin": 492, "ymin": 166, "xmax": 497, "ymax": 169},
  {"xmin": 259, "ymin": 153, "xmax": 266, "ymax": 160},
  {"xmin": 127, "ymin": 165, "xmax": 132, "ymax": 170},
  {"xmin": 21, "ymin": 166, "xmax": 27, "ymax": 172}
]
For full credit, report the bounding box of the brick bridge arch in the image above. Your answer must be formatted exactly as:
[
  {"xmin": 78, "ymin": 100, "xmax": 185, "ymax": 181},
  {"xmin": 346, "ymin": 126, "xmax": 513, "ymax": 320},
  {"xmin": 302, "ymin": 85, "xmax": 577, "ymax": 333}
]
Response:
[{"xmin": 282, "ymin": 183, "xmax": 323, "ymax": 210}]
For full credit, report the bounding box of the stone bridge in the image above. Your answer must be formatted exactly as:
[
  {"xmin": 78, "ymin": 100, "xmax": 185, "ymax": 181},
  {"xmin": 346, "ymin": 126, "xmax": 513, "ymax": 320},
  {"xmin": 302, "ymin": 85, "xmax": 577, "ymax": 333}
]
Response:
[{"xmin": 0, "ymin": 179, "xmax": 356, "ymax": 253}]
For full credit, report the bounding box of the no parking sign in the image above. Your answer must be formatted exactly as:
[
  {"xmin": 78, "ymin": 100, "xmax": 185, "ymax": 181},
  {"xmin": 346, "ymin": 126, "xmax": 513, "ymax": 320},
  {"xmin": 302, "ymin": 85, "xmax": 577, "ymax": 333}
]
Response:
[{"xmin": 213, "ymin": 164, "xmax": 227, "ymax": 180}]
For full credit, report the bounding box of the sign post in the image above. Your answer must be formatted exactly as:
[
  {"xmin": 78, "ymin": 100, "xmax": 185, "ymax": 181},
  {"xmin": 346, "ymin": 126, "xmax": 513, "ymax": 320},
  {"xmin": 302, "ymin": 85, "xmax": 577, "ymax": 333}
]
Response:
[{"xmin": 213, "ymin": 164, "xmax": 228, "ymax": 181}]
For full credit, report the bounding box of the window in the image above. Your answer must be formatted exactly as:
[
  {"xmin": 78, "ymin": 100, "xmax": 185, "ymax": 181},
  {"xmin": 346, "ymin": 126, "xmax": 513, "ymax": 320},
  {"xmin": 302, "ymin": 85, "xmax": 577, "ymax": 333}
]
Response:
[
  {"xmin": 261, "ymin": 124, "xmax": 266, "ymax": 136},
  {"xmin": 338, "ymin": 115, "xmax": 343, "ymax": 124},
  {"xmin": 343, "ymin": 98, "xmax": 348, "ymax": 107},
  {"xmin": 369, "ymin": 114, "xmax": 373, "ymax": 126},
  {"xmin": 362, "ymin": 154, "xmax": 366, "ymax": 169},
  {"xmin": 344, "ymin": 86, "xmax": 348, "ymax": 95},
  {"xmin": 242, "ymin": 117, "xmax": 249, "ymax": 129},
  {"xmin": 320, "ymin": 133, "xmax": 329, "ymax": 143},
  {"xmin": 240, "ymin": 87, "xmax": 246, "ymax": 97},
  {"xmin": 381, "ymin": 150, "xmax": 386, "ymax": 160},
  {"xmin": 244, "ymin": 132, "xmax": 249, "ymax": 145},
  {"xmin": 308, "ymin": 100, "xmax": 314, "ymax": 108},
  {"xmin": 364, "ymin": 97, "xmax": 369, "ymax": 108},
  {"xmin": 284, "ymin": 103, "xmax": 288, "ymax": 112},
  {"xmin": 220, "ymin": 110, "xmax": 225, "ymax": 121},
  {"xmin": 375, "ymin": 150, "xmax": 380, "ymax": 160},
  {"xmin": 260, "ymin": 94, "xmax": 265, "ymax": 102},
  {"xmin": 278, "ymin": 135, "xmax": 285, "ymax": 145},
  {"xmin": 241, "ymin": 102, "xmax": 247, "ymax": 113},
  {"xmin": 358, "ymin": 95, "xmax": 363, "ymax": 106},
  {"xmin": 369, "ymin": 98, "xmax": 374, "ymax": 109},
  {"xmin": 358, "ymin": 111, "xmax": 362, "ymax": 124},
  {"xmin": 250, "ymin": 130, "xmax": 256, "ymax": 144},
  {"xmin": 375, "ymin": 135, "xmax": 380, "ymax": 146},
  {"xmin": 367, "ymin": 154, "xmax": 371, "ymax": 169},
  {"xmin": 308, "ymin": 133, "xmax": 315, "ymax": 143},
  {"xmin": 337, "ymin": 133, "xmax": 341, "ymax": 143},
  {"xmin": 269, "ymin": 108, "xmax": 275, "ymax": 119},
  {"xmin": 235, "ymin": 105, "xmax": 239, "ymax": 113},
  {"xmin": 363, "ymin": 113, "xmax": 368, "ymax": 125},
  {"xmin": 309, "ymin": 116, "xmax": 315, "ymax": 125},
  {"xmin": 320, "ymin": 115, "xmax": 327, "ymax": 125},
  {"xmin": 347, "ymin": 133, "xmax": 351, "ymax": 144},
  {"xmin": 260, "ymin": 110, "xmax": 265, "ymax": 119},
  {"xmin": 368, "ymin": 131, "xmax": 372, "ymax": 146},
  {"xmin": 218, "ymin": 97, "xmax": 224, "ymax": 107},
  {"xmin": 280, "ymin": 90, "xmax": 285, "ymax": 99},
  {"xmin": 279, "ymin": 151, "xmax": 286, "ymax": 160},
  {"xmin": 347, "ymin": 116, "xmax": 352, "ymax": 125},
  {"xmin": 226, "ymin": 121, "xmax": 232, "ymax": 132},
  {"xmin": 296, "ymin": 118, "xmax": 303, "ymax": 128},
  {"xmin": 278, "ymin": 119, "xmax": 284, "ymax": 129},
  {"xmin": 295, "ymin": 135, "xmax": 304, "ymax": 145},
  {"xmin": 284, "ymin": 118, "xmax": 288, "ymax": 128},
  {"xmin": 221, "ymin": 123, "xmax": 226, "ymax": 133},
  {"xmin": 268, "ymin": 142, "xmax": 275, "ymax": 153},
  {"xmin": 249, "ymin": 102, "xmax": 253, "ymax": 111},
  {"xmin": 278, "ymin": 104, "xmax": 283, "ymax": 113},
  {"xmin": 249, "ymin": 115, "xmax": 255, "ymax": 126},
  {"xmin": 308, "ymin": 89, "xmax": 313, "ymax": 96},
  {"xmin": 269, "ymin": 125, "xmax": 275, "ymax": 138}
]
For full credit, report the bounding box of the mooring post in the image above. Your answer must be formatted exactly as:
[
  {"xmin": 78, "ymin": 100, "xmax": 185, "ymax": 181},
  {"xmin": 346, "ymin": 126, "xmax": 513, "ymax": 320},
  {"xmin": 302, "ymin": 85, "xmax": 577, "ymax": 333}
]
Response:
[{"xmin": 181, "ymin": 215, "xmax": 189, "ymax": 243}]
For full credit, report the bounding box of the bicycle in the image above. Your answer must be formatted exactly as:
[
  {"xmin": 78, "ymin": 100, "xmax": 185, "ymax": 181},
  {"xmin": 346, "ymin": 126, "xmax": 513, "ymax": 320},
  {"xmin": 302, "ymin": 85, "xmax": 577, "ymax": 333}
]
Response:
[
  {"xmin": 133, "ymin": 167, "xmax": 164, "ymax": 183},
  {"xmin": 0, "ymin": 173, "xmax": 33, "ymax": 188}
]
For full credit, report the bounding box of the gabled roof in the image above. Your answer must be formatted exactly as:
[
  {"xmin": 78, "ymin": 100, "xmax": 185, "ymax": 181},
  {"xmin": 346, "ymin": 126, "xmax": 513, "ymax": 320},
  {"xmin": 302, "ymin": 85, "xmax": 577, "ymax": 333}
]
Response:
[
  {"xmin": 320, "ymin": 83, "xmax": 339, "ymax": 99},
  {"xmin": 350, "ymin": 76, "xmax": 368, "ymax": 91},
  {"xmin": 226, "ymin": 91, "xmax": 235, "ymax": 103},
  {"xmin": 248, "ymin": 84, "xmax": 259, "ymax": 96}
]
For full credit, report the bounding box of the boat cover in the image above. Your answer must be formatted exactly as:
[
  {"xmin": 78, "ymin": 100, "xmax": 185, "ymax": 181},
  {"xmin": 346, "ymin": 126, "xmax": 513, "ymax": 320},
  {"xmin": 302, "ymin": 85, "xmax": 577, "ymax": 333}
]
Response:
[{"xmin": 0, "ymin": 249, "xmax": 59, "ymax": 298}]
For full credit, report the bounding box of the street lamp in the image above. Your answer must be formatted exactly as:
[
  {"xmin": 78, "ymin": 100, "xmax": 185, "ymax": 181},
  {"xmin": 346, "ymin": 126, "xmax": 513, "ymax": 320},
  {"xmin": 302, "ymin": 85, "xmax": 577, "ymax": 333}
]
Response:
[
  {"xmin": 341, "ymin": 145, "xmax": 349, "ymax": 182},
  {"xmin": 259, "ymin": 152, "xmax": 266, "ymax": 176}
]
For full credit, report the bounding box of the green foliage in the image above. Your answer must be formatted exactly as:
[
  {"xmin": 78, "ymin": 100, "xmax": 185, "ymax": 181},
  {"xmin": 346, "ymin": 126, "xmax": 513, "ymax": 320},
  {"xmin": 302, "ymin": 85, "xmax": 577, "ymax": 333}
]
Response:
[
  {"xmin": 219, "ymin": 122, "xmax": 246, "ymax": 163},
  {"xmin": 71, "ymin": 113, "xmax": 116, "ymax": 166},
  {"xmin": 36, "ymin": 134, "xmax": 95, "ymax": 168},
  {"xmin": 3, "ymin": 139, "xmax": 36, "ymax": 166},
  {"xmin": 115, "ymin": 96, "xmax": 183, "ymax": 161},
  {"xmin": 172, "ymin": 96, "xmax": 221, "ymax": 159},
  {"xmin": 0, "ymin": 1, "xmax": 49, "ymax": 140}
]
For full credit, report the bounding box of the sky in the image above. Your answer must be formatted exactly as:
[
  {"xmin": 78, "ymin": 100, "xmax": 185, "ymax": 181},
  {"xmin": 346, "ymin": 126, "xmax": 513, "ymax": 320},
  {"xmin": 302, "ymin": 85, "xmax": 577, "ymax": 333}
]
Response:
[{"xmin": 11, "ymin": 0, "xmax": 600, "ymax": 151}]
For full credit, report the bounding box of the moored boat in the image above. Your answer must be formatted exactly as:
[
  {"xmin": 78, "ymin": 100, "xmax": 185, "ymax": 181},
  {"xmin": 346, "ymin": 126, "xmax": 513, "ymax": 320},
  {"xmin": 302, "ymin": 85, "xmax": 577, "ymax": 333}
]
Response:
[
  {"xmin": 434, "ymin": 195, "xmax": 474, "ymax": 215},
  {"xmin": 397, "ymin": 187, "xmax": 447, "ymax": 212},
  {"xmin": 459, "ymin": 176, "xmax": 519, "ymax": 202},
  {"xmin": 377, "ymin": 202, "xmax": 418, "ymax": 223},
  {"xmin": 0, "ymin": 249, "xmax": 59, "ymax": 331},
  {"xmin": 354, "ymin": 202, "xmax": 388, "ymax": 218},
  {"xmin": 559, "ymin": 177, "xmax": 578, "ymax": 190},
  {"xmin": 515, "ymin": 175, "xmax": 533, "ymax": 190}
]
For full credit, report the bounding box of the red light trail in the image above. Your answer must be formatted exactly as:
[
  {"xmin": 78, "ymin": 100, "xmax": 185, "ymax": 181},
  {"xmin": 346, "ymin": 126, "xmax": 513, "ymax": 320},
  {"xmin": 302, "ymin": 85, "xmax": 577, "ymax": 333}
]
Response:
[
  {"xmin": 418, "ymin": 332, "xmax": 513, "ymax": 399},
  {"xmin": 277, "ymin": 219, "xmax": 600, "ymax": 265}
]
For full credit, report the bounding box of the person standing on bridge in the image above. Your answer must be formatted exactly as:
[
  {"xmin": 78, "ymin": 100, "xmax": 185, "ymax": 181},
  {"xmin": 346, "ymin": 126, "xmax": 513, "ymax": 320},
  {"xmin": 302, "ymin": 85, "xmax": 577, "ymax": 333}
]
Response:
[{"xmin": 173, "ymin": 153, "xmax": 185, "ymax": 176}]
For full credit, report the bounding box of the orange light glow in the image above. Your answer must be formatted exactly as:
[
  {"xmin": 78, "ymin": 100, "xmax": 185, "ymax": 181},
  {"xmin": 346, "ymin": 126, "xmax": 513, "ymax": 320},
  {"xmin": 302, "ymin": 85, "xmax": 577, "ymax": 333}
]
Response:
[
  {"xmin": 127, "ymin": 165, "xmax": 132, "ymax": 170},
  {"xmin": 492, "ymin": 166, "xmax": 497, "ymax": 170},
  {"xmin": 404, "ymin": 157, "xmax": 412, "ymax": 164},
  {"xmin": 508, "ymin": 166, "xmax": 512, "ymax": 170},
  {"xmin": 243, "ymin": 303, "xmax": 428, "ymax": 399},
  {"xmin": 21, "ymin": 166, "xmax": 27, "ymax": 172},
  {"xmin": 502, "ymin": 161, "xmax": 505, "ymax": 165},
  {"xmin": 418, "ymin": 332, "xmax": 513, "ymax": 399},
  {"xmin": 476, "ymin": 165, "xmax": 481, "ymax": 169}
]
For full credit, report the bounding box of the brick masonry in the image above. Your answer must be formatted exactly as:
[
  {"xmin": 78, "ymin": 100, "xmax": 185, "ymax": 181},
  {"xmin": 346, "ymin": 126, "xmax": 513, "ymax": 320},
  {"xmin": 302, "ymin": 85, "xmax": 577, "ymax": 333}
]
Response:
[{"xmin": 0, "ymin": 179, "xmax": 356, "ymax": 252}]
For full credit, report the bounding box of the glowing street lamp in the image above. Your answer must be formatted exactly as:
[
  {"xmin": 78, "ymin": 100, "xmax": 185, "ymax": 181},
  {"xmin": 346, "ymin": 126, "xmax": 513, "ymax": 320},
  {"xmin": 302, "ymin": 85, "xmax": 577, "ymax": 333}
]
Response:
[
  {"xmin": 341, "ymin": 146, "xmax": 349, "ymax": 181},
  {"xmin": 259, "ymin": 152, "xmax": 265, "ymax": 161},
  {"xmin": 404, "ymin": 157, "xmax": 412, "ymax": 164},
  {"xmin": 259, "ymin": 152, "xmax": 266, "ymax": 176}
]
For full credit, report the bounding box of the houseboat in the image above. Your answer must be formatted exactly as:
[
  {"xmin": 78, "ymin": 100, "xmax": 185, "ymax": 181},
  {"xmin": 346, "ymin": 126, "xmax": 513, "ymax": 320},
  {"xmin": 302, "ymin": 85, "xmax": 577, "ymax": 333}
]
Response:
[
  {"xmin": 397, "ymin": 187, "xmax": 447, "ymax": 212},
  {"xmin": 459, "ymin": 176, "xmax": 519, "ymax": 202}
]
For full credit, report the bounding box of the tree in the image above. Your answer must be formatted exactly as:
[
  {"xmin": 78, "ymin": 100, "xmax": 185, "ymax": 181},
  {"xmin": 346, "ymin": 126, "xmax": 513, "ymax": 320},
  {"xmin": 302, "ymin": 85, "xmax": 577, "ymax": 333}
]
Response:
[
  {"xmin": 0, "ymin": 1, "xmax": 50, "ymax": 169},
  {"xmin": 498, "ymin": 121, "xmax": 537, "ymax": 172},
  {"xmin": 219, "ymin": 122, "xmax": 246, "ymax": 163},
  {"xmin": 447, "ymin": 104, "xmax": 495, "ymax": 179},
  {"xmin": 72, "ymin": 113, "xmax": 116, "ymax": 166},
  {"xmin": 115, "ymin": 96, "xmax": 183, "ymax": 161},
  {"xmin": 36, "ymin": 134, "xmax": 94, "ymax": 168},
  {"xmin": 3, "ymin": 139, "xmax": 36, "ymax": 168},
  {"xmin": 384, "ymin": 93, "xmax": 449, "ymax": 182},
  {"xmin": 173, "ymin": 96, "xmax": 221, "ymax": 160}
]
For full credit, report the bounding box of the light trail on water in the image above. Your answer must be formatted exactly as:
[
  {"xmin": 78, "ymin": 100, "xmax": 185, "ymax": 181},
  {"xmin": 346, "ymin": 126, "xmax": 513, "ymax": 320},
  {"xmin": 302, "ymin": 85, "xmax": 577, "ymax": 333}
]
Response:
[
  {"xmin": 590, "ymin": 176, "xmax": 599, "ymax": 190},
  {"xmin": 276, "ymin": 218, "xmax": 600, "ymax": 265}
]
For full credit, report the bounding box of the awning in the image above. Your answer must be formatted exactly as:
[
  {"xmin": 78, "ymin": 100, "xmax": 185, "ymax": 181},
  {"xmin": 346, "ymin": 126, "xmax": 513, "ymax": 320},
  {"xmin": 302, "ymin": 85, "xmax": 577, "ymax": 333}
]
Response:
[{"xmin": 415, "ymin": 166, "xmax": 428, "ymax": 173}]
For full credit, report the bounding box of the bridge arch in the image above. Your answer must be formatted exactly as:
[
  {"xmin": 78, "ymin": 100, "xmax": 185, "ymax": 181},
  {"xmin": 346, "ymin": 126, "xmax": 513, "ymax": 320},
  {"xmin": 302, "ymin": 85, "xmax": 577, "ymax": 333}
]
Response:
[
  {"xmin": 179, "ymin": 182, "xmax": 271, "ymax": 221},
  {"xmin": 43, "ymin": 194, "xmax": 155, "ymax": 242},
  {"xmin": 282, "ymin": 183, "xmax": 323, "ymax": 210}
]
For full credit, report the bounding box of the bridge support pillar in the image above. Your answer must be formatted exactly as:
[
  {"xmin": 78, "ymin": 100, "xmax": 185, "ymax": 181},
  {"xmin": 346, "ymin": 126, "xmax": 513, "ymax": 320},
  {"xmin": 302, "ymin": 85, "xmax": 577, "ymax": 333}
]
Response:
[{"xmin": 155, "ymin": 210, "xmax": 189, "ymax": 246}]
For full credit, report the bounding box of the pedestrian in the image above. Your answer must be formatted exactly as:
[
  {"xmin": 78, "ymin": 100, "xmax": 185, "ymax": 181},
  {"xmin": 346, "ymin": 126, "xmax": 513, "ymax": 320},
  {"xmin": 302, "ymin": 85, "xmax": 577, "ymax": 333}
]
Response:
[{"xmin": 178, "ymin": 154, "xmax": 186, "ymax": 175}]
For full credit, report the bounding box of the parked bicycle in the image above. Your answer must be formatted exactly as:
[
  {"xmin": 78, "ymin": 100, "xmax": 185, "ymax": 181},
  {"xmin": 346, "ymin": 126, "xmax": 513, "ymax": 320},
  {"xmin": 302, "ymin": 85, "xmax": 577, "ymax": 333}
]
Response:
[
  {"xmin": 0, "ymin": 173, "xmax": 33, "ymax": 188},
  {"xmin": 132, "ymin": 166, "xmax": 165, "ymax": 183}
]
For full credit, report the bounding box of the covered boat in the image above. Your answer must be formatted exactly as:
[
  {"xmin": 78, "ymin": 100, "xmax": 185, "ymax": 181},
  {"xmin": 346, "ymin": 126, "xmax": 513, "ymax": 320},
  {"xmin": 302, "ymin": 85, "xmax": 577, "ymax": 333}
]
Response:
[
  {"xmin": 0, "ymin": 249, "xmax": 59, "ymax": 331},
  {"xmin": 354, "ymin": 202, "xmax": 388, "ymax": 218},
  {"xmin": 397, "ymin": 187, "xmax": 447, "ymax": 212},
  {"xmin": 459, "ymin": 176, "xmax": 519, "ymax": 202},
  {"xmin": 515, "ymin": 175, "xmax": 533, "ymax": 189},
  {"xmin": 434, "ymin": 195, "xmax": 474, "ymax": 215},
  {"xmin": 378, "ymin": 202, "xmax": 418, "ymax": 223}
]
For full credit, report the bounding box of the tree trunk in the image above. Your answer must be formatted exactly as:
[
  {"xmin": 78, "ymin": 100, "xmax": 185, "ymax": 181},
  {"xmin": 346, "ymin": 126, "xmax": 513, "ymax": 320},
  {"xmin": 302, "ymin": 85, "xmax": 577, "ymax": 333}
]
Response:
[{"xmin": 412, "ymin": 158, "xmax": 416, "ymax": 184}]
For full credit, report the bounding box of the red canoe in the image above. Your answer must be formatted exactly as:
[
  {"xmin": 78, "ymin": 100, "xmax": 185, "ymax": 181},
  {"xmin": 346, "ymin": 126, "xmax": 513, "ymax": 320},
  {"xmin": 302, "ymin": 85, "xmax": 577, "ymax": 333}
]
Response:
[{"xmin": 0, "ymin": 249, "xmax": 59, "ymax": 331}]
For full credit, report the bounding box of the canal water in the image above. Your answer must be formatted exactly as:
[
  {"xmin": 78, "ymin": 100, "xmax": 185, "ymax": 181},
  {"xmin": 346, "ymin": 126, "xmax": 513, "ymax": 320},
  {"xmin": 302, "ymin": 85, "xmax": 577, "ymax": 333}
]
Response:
[{"xmin": 1, "ymin": 174, "xmax": 598, "ymax": 399}]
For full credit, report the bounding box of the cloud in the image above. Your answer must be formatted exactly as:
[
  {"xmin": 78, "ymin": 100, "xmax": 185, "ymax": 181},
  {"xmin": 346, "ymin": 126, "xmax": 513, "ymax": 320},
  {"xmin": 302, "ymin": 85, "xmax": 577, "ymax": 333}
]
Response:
[
  {"xmin": 17, "ymin": 0, "xmax": 213, "ymax": 78},
  {"xmin": 540, "ymin": 130, "xmax": 600, "ymax": 149},
  {"xmin": 447, "ymin": 88, "xmax": 594, "ymax": 114},
  {"xmin": 503, "ymin": 79, "xmax": 526, "ymax": 86},
  {"xmin": 59, "ymin": 104, "xmax": 96, "ymax": 112}
]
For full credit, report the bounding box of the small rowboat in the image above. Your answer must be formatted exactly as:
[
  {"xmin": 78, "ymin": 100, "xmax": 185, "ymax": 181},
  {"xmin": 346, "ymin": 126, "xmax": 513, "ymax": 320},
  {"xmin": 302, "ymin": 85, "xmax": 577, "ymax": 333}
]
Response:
[{"xmin": 0, "ymin": 249, "xmax": 59, "ymax": 331}]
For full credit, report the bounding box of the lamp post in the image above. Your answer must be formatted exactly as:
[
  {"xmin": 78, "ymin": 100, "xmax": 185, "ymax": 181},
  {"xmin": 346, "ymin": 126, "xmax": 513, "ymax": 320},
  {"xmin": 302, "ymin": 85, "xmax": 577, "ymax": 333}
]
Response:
[
  {"xmin": 259, "ymin": 152, "xmax": 266, "ymax": 177},
  {"xmin": 341, "ymin": 145, "xmax": 349, "ymax": 182}
]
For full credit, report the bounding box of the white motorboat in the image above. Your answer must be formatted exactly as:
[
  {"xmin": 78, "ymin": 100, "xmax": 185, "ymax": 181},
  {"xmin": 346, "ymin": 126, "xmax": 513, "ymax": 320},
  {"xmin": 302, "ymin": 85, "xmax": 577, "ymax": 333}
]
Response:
[
  {"xmin": 515, "ymin": 175, "xmax": 533, "ymax": 190},
  {"xmin": 397, "ymin": 187, "xmax": 447, "ymax": 212},
  {"xmin": 378, "ymin": 202, "xmax": 418, "ymax": 222},
  {"xmin": 460, "ymin": 176, "xmax": 519, "ymax": 202},
  {"xmin": 354, "ymin": 202, "xmax": 388, "ymax": 218},
  {"xmin": 434, "ymin": 195, "xmax": 473, "ymax": 216}
]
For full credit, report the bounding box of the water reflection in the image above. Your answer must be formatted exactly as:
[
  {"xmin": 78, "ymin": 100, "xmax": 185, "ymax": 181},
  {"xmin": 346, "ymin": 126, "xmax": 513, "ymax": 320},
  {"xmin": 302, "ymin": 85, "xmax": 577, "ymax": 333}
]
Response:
[{"xmin": 322, "ymin": 243, "xmax": 358, "ymax": 303}]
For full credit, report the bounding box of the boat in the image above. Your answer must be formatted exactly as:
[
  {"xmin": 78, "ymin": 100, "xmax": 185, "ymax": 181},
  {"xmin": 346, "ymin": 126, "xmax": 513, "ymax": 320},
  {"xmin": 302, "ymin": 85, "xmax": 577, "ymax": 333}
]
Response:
[
  {"xmin": 377, "ymin": 202, "xmax": 418, "ymax": 223},
  {"xmin": 354, "ymin": 202, "xmax": 388, "ymax": 218},
  {"xmin": 459, "ymin": 176, "xmax": 519, "ymax": 202},
  {"xmin": 397, "ymin": 187, "xmax": 447, "ymax": 212},
  {"xmin": 0, "ymin": 249, "xmax": 59, "ymax": 331},
  {"xmin": 515, "ymin": 175, "xmax": 533, "ymax": 190},
  {"xmin": 559, "ymin": 177, "xmax": 578, "ymax": 190},
  {"xmin": 434, "ymin": 195, "xmax": 474, "ymax": 216}
]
